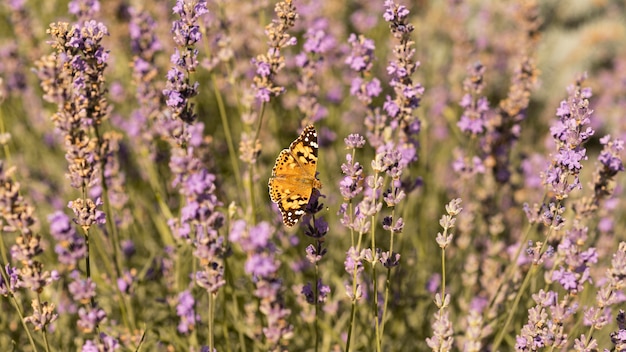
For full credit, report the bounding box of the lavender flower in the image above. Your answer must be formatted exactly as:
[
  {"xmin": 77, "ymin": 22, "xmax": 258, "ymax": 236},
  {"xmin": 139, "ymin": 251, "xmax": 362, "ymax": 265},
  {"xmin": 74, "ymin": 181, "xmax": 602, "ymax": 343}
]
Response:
[
  {"xmin": 48, "ymin": 211, "xmax": 87, "ymax": 268},
  {"xmin": 229, "ymin": 220, "xmax": 294, "ymax": 347},
  {"xmin": 515, "ymin": 290, "xmax": 575, "ymax": 350},
  {"xmin": 544, "ymin": 75, "xmax": 594, "ymax": 200},
  {"xmin": 250, "ymin": 0, "xmax": 298, "ymax": 103},
  {"xmin": 77, "ymin": 306, "xmax": 107, "ymax": 333},
  {"xmin": 345, "ymin": 33, "xmax": 384, "ymax": 149},
  {"xmin": 68, "ymin": 274, "xmax": 97, "ymax": 305},
  {"xmin": 68, "ymin": 0, "xmax": 101, "ymax": 21},
  {"xmin": 295, "ymin": 22, "xmax": 335, "ymax": 124},
  {"xmin": 68, "ymin": 197, "xmax": 106, "ymax": 233},
  {"xmin": 23, "ymin": 300, "xmax": 58, "ymax": 331},
  {"xmin": 82, "ymin": 333, "xmax": 120, "ymax": 351},
  {"xmin": 0, "ymin": 264, "xmax": 21, "ymax": 296},
  {"xmin": 426, "ymin": 294, "xmax": 453, "ymax": 351},
  {"xmin": 90, "ymin": 132, "xmax": 129, "ymax": 226},
  {"xmin": 0, "ymin": 161, "xmax": 61, "ymax": 347},
  {"xmin": 571, "ymin": 135, "xmax": 626, "ymax": 216},
  {"xmin": 163, "ymin": 0, "xmax": 207, "ymax": 125},
  {"xmin": 176, "ymin": 289, "xmax": 197, "ymax": 334},
  {"xmin": 382, "ymin": 0, "xmax": 423, "ymax": 133},
  {"xmin": 458, "ymin": 62, "xmax": 489, "ymax": 136},
  {"xmin": 481, "ymin": 1, "xmax": 540, "ymax": 183},
  {"xmin": 127, "ymin": 7, "xmax": 165, "ymax": 159},
  {"xmin": 609, "ymin": 310, "xmax": 626, "ymax": 351},
  {"xmin": 301, "ymin": 280, "xmax": 331, "ymax": 304},
  {"xmin": 463, "ymin": 309, "xmax": 484, "ymax": 352},
  {"xmin": 547, "ymin": 223, "xmax": 597, "ymax": 294}
]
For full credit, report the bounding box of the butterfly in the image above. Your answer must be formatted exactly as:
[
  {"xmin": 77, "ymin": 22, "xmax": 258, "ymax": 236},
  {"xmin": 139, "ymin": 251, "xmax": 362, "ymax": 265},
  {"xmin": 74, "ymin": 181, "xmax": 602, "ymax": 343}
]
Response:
[{"xmin": 269, "ymin": 125, "xmax": 322, "ymax": 227}]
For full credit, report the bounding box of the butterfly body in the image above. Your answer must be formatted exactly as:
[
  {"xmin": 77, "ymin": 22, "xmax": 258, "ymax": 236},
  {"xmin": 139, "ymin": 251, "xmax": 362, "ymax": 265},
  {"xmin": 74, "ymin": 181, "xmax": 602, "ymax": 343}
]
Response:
[{"xmin": 268, "ymin": 125, "xmax": 322, "ymax": 227}]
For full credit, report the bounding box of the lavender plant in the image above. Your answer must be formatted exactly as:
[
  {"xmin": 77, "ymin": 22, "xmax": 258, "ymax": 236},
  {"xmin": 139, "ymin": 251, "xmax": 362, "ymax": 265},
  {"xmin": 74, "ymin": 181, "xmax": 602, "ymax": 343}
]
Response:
[{"xmin": 0, "ymin": 0, "xmax": 624, "ymax": 350}]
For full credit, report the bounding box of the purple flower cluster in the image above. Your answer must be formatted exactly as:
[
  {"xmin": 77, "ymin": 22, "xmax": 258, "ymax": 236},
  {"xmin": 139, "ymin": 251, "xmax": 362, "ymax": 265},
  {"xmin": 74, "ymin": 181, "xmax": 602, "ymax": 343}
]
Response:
[
  {"xmin": 0, "ymin": 264, "xmax": 20, "ymax": 296},
  {"xmin": 168, "ymin": 150, "xmax": 226, "ymax": 294},
  {"xmin": 48, "ymin": 211, "xmax": 86, "ymax": 267},
  {"xmin": 127, "ymin": 7, "xmax": 165, "ymax": 158},
  {"xmin": 251, "ymin": 0, "xmax": 298, "ymax": 103},
  {"xmin": 515, "ymin": 290, "xmax": 576, "ymax": 350},
  {"xmin": 545, "ymin": 77, "xmax": 595, "ymax": 200},
  {"xmin": 36, "ymin": 21, "xmax": 110, "ymax": 190},
  {"xmin": 524, "ymin": 76, "xmax": 595, "ymax": 230},
  {"xmin": 382, "ymin": 0, "xmax": 423, "ymax": 132},
  {"xmin": 346, "ymin": 34, "xmax": 381, "ymax": 105},
  {"xmin": 0, "ymin": 161, "xmax": 58, "ymax": 333},
  {"xmin": 176, "ymin": 289, "xmax": 197, "ymax": 334},
  {"xmin": 592, "ymin": 135, "xmax": 625, "ymax": 202},
  {"xmin": 77, "ymin": 306, "xmax": 107, "ymax": 333},
  {"xmin": 81, "ymin": 332, "xmax": 120, "ymax": 352},
  {"xmin": 229, "ymin": 221, "xmax": 294, "ymax": 347},
  {"xmin": 426, "ymin": 293, "xmax": 453, "ymax": 350},
  {"xmin": 295, "ymin": 21, "xmax": 335, "ymax": 124},
  {"xmin": 549, "ymin": 223, "xmax": 597, "ymax": 294},
  {"xmin": 481, "ymin": 1, "xmax": 540, "ymax": 184},
  {"xmin": 458, "ymin": 62, "xmax": 489, "ymax": 136},
  {"xmin": 68, "ymin": 0, "xmax": 100, "ymax": 22},
  {"xmin": 90, "ymin": 132, "xmax": 130, "ymax": 226},
  {"xmin": 163, "ymin": 0, "xmax": 207, "ymax": 124},
  {"xmin": 161, "ymin": 1, "xmax": 227, "ymax": 309}
]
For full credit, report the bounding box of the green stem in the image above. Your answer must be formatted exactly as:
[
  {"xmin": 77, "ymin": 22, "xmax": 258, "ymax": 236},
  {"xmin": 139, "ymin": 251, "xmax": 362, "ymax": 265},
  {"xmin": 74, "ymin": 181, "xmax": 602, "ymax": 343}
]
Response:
[
  {"xmin": 84, "ymin": 228, "xmax": 95, "ymax": 308},
  {"xmin": 441, "ymin": 246, "xmax": 446, "ymax": 302},
  {"xmin": 314, "ymin": 259, "xmax": 320, "ymax": 352},
  {"xmin": 10, "ymin": 295, "xmax": 39, "ymax": 352},
  {"xmin": 212, "ymin": 75, "xmax": 244, "ymax": 203},
  {"xmin": 345, "ymin": 230, "xmax": 364, "ymax": 352},
  {"xmin": 492, "ymin": 264, "xmax": 537, "ymax": 349},
  {"xmin": 380, "ymin": 207, "xmax": 396, "ymax": 337},
  {"xmin": 42, "ymin": 326, "xmax": 51, "ymax": 352},
  {"xmin": 346, "ymin": 300, "xmax": 357, "ymax": 352},
  {"xmin": 486, "ymin": 222, "xmax": 533, "ymax": 312},
  {"xmin": 247, "ymin": 102, "xmax": 266, "ymax": 224},
  {"xmin": 370, "ymin": 214, "xmax": 380, "ymax": 351},
  {"xmin": 208, "ymin": 291, "xmax": 215, "ymax": 352}
]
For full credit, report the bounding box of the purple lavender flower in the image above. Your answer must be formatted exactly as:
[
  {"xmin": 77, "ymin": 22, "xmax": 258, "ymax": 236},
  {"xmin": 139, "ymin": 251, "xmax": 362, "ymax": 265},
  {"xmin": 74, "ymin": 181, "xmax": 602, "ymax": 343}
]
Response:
[
  {"xmin": 81, "ymin": 333, "xmax": 120, "ymax": 352},
  {"xmin": 589, "ymin": 135, "xmax": 625, "ymax": 204},
  {"xmin": 176, "ymin": 290, "xmax": 197, "ymax": 334},
  {"xmin": 296, "ymin": 23, "xmax": 335, "ymax": 123},
  {"xmin": 24, "ymin": 300, "xmax": 58, "ymax": 331},
  {"xmin": 68, "ymin": 275, "xmax": 97, "ymax": 304},
  {"xmin": 515, "ymin": 290, "xmax": 575, "ymax": 350},
  {"xmin": 609, "ymin": 310, "xmax": 626, "ymax": 351},
  {"xmin": 426, "ymin": 294, "xmax": 453, "ymax": 350},
  {"xmin": 0, "ymin": 264, "xmax": 21, "ymax": 296},
  {"xmin": 301, "ymin": 279, "xmax": 330, "ymax": 304},
  {"xmin": 382, "ymin": 0, "xmax": 422, "ymax": 129},
  {"xmin": 250, "ymin": 0, "xmax": 298, "ymax": 103},
  {"xmin": 68, "ymin": 197, "xmax": 106, "ymax": 233},
  {"xmin": 544, "ymin": 76, "xmax": 594, "ymax": 200},
  {"xmin": 116, "ymin": 269, "xmax": 135, "ymax": 294},
  {"xmin": 163, "ymin": 0, "xmax": 207, "ymax": 124},
  {"xmin": 346, "ymin": 34, "xmax": 380, "ymax": 105},
  {"xmin": 0, "ymin": 44, "xmax": 27, "ymax": 93},
  {"xmin": 245, "ymin": 253, "xmax": 279, "ymax": 278},
  {"xmin": 458, "ymin": 62, "xmax": 489, "ymax": 135},
  {"xmin": 345, "ymin": 33, "xmax": 375, "ymax": 73},
  {"xmin": 68, "ymin": 0, "xmax": 100, "ymax": 21},
  {"xmin": 77, "ymin": 306, "xmax": 106, "ymax": 333}
]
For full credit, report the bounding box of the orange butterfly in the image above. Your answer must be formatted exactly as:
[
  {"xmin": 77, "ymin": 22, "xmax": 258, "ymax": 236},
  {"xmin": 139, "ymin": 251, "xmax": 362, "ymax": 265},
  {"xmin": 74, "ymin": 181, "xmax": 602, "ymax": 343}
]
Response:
[{"xmin": 268, "ymin": 125, "xmax": 322, "ymax": 227}]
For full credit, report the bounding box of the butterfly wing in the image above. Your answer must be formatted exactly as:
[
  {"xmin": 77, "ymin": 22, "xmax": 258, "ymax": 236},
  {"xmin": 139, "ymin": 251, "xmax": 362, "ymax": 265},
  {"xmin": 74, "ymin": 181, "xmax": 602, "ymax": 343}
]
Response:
[{"xmin": 268, "ymin": 125, "xmax": 320, "ymax": 227}]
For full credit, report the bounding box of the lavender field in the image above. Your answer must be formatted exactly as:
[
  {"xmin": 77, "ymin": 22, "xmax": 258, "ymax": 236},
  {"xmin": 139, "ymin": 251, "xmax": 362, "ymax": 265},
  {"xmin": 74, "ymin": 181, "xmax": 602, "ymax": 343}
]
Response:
[{"xmin": 1, "ymin": 0, "xmax": 625, "ymax": 350}]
